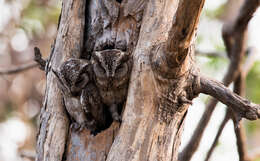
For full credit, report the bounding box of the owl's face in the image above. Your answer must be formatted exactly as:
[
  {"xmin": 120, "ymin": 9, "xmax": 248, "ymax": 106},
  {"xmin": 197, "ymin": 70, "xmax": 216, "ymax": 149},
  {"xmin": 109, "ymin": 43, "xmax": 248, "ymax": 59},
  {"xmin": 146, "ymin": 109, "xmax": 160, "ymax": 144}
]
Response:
[
  {"xmin": 91, "ymin": 49, "xmax": 131, "ymax": 87},
  {"xmin": 59, "ymin": 58, "xmax": 91, "ymax": 95}
]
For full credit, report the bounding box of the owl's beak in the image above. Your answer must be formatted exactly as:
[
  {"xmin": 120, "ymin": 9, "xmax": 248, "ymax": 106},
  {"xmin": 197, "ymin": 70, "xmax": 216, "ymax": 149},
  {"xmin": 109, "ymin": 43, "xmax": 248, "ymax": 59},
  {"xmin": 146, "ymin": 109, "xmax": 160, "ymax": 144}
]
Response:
[{"xmin": 106, "ymin": 71, "xmax": 115, "ymax": 78}]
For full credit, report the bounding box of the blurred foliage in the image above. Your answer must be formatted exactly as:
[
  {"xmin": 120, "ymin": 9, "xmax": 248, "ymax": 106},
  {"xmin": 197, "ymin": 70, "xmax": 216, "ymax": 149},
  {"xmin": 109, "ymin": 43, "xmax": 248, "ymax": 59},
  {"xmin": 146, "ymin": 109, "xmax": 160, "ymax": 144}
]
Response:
[
  {"xmin": 245, "ymin": 120, "xmax": 259, "ymax": 134},
  {"xmin": 245, "ymin": 62, "xmax": 260, "ymax": 135},
  {"xmin": 246, "ymin": 62, "xmax": 260, "ymax": 104},
  {"xmin": 204, "ymin": 4, "xmax": 226, "ymax": 19},
  {"xmin": 20, "ymin": 0, "xmax": 61, "ymax": 38},
  {"xmin": 0, "ymin": 0, "xmax": 61, "ymax": 160}
]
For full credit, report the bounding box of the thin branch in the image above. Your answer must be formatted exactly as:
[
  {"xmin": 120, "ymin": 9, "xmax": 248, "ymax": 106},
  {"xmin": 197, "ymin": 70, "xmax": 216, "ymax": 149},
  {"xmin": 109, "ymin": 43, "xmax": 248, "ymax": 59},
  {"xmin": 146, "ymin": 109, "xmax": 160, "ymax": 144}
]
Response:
[
  {"xmin": 0, "ymin": 47, "xmax": 49, "ymax": 75},
  {"xmin": 195, "ymin": 50, "xmax": 227, "ymax": 59},
  {"xmin": 204, "ymin": 49, "xmax": 258, "ymax": 161},
  {"xmin": 230, "ymin": 74, "xmax": 250, "ymax": 161},
  {"xmin": 179, "ymin": 98, "xmax": 218, "ymax": 161},
  {"xmin": 199, "ymin": 75, "xmax": 260, "ymax": 121},
  {"xmin": 205, "ymin": 111, "xmax": 230, "ymax": 161},
  {"xmin": 34, "ymin": 47, "xmax": 46, "ymax": 70},
  {"xmin": 233, "ymin": 120, "xmax": 250, "ymax": 161},
  {"xmin": 222, "ymin": 0, "xmax": 259, "ymax": 84},
  {"xmin": 0, "ymin": 62, "xmax": 39, "ymax": 75},
  {"xmin": 243, "ymin": 47, "xmax": 259, "ymax": 75}
]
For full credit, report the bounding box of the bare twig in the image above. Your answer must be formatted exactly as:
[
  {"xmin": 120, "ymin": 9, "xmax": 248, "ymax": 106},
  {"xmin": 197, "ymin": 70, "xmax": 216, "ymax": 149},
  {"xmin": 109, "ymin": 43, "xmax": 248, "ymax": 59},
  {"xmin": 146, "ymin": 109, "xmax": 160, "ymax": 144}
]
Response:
[
  {"xmin": 34, "ymin": 47, "xmax": 46, "ymax": 70},
  {"xmin": 243, "ymin": 47, "xmax": 259, "ymax": 74},
  {"xmin": 0, "ymin": 62, "xmax": 39, "ymax": 75},
  {"xmin": 199, "ymin": 75, "xmax": 260, "ymax": 120},
  {"xmin": 195, "ymin": 50, "xmax": 227, "ymax": 59},
  {"xmin": 0, "ymin": 47, "xmax": 48, "ymax": 75}
]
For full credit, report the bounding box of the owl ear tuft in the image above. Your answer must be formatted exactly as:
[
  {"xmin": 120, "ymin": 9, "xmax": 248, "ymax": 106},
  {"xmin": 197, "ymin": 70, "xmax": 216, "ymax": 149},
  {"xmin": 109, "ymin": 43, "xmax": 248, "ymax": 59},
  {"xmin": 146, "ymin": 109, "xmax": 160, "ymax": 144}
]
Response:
[
  {"xmin": 120, "ymin": 52, "xmax": 131, "ymax": 63},
  {"xmin": 78, "ymin": 59, "xmax": 91, "ymax": 71}
]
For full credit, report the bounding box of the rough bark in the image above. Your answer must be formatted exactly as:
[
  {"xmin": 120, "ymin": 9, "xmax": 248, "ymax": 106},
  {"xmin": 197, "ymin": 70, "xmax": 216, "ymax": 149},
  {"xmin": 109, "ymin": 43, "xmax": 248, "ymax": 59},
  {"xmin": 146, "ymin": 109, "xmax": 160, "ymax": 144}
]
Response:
[
  {"xmin": 35, "ymin": 0, "xmax": 260, "ymax": 161},
  {"xmin": 36, "ymin": 1, "xmax": 86, "ymax": 161}
]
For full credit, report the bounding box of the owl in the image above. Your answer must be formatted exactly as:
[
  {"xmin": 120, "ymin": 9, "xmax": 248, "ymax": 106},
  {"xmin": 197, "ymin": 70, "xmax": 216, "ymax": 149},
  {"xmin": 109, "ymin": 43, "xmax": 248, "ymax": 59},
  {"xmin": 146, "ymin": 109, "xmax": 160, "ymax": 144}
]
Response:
[
  {"xmin": 53, "ymin": 58, "xmax": 104, "ymax": 134},
  {"xmin": 91, "ymin": 49, "xmax": 132, "ymax": 122}
]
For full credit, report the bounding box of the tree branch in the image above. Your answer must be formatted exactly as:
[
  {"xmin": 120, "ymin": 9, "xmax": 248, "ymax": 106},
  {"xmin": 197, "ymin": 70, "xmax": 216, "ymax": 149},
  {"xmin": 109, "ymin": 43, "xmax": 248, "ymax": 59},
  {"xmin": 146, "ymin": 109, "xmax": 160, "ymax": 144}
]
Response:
[
  {"xmin": 199, "ymin": 75, "xmax": 260, "ymax": 121},
  {"xmin": 0, "ymin": 46, "xmax": 52, "ymax": 75},
  {"xmin": 222, "ymin": 0, "xmax": 259, "ymax": 84},
  {"xmin": 34, "ymin": 47, "xmax": 46, "ymax": 70},
  {"xmin": 203, "ymin": 48, "xmax": 258, "ymax": 161},
  {"xmin": 0, "ymin": 62, "xmax": 38, "ymax": 75},
  {"xmin": 166, "ymin": 0, "xmax": 205, "ymax": 66},
  {"xmin": 195, "ymin": 50, "xmax": 227, "ymax": 59}
]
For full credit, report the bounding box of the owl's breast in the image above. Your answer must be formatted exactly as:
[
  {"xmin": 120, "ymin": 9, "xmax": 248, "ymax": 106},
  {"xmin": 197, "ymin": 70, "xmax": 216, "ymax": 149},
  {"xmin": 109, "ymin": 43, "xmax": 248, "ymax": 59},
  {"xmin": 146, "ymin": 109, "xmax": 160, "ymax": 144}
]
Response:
[{"xmin": 99, "ymin": 86, "xmax": 128, "ymax": 106}]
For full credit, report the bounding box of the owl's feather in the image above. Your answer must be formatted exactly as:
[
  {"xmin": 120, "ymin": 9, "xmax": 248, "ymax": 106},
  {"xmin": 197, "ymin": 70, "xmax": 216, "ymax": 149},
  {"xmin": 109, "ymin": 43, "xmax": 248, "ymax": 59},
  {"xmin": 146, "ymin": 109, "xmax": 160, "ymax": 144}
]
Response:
[{"xmin": 91, "ymin": 49, "xmax": 132, "ymax": 121}]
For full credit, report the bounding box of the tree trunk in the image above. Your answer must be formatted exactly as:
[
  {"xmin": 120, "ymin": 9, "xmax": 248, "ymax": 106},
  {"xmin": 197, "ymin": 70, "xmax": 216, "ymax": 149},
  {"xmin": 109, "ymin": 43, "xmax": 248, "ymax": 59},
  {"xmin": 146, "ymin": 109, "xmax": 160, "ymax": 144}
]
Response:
[{"xmin": 35, "ymin": 0, "xmax": 260, "ymax": 161}]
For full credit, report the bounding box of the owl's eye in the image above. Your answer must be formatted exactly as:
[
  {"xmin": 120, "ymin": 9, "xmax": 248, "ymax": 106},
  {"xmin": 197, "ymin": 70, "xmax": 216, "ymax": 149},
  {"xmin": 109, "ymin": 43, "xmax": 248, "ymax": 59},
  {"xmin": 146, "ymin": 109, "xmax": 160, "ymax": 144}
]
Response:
[
  {"xmin": 115, "ymin": 63, "xmax": 128, "ymax": 77},
  {"xmin": 75, "ymin": 76, "xmax": 84, "ymax": 85},
  {"xmin": 97, "ymin": 64, "xmax": 106, "ymax": 74},
  {"xmin": 116, "ymin": 64, "xmax": 124, "ymax": 73},
  {"xmin": 75, "ymin": 74, "xmax": 89, "ymax": 89},
  {"xmin": 93, "ymin": 63, "xmax": 107, "ymax": 79}
]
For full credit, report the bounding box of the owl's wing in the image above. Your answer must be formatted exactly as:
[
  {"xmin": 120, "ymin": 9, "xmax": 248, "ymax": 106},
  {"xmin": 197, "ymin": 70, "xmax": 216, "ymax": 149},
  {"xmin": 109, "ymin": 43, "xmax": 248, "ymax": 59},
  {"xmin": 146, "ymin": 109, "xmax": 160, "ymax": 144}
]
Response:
[{"xmin": 52, "ymin": 69, "xmax": 71, "ymax": 95}]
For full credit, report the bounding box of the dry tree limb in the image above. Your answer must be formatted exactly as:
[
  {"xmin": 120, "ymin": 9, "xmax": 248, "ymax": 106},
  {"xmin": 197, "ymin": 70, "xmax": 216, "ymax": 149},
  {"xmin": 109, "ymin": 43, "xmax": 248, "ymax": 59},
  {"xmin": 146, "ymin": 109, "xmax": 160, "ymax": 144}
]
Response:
[
  {"xmin": 195, "ymin": 47, "xmax": 254, "ymax": 59},
  {"xmin": 0, "ymin": 47, "xmax": 48, "ymax": 75},
  {"xmin": 0, "ymin": 62, "xmax": 39, "ymax": 75},
  {"xmin": 179, "ymin": 1, "xmax": 260, "ymax": 160},
  {"xmin": 204, "ymin": 77, "xmax": 249, "ymax": 161},
  {"xmin": 195, "ymin": 50, "xmax": 227, "ymax": 59},
  {"xmin": 198, "ymin": 75, "xmax": 260, "ymax": 121},
  {"xmin": 204, "ymin": 48, "xmax": 258, "ymax": 161}
]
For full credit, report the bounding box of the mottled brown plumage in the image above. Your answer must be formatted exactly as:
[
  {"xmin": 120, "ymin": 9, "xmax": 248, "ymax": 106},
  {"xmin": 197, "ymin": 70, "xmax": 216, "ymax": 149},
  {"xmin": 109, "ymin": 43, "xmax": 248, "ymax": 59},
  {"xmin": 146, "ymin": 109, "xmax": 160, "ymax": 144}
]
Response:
[
  {"xmin": 91, "ymin": 49, "xmax": 132, "ymax": 121},
  {"xmin": 53, "ymin": 58, "xmax": 105, "ymax": 134}
]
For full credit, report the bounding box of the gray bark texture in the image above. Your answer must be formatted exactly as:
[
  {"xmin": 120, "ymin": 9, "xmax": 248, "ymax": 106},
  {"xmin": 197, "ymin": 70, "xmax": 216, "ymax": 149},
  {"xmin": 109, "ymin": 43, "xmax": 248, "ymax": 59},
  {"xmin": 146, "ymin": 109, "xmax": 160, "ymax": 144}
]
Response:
[{"xmin": 35, "ymin": 0, "xmax": 260, "ymax": 161}]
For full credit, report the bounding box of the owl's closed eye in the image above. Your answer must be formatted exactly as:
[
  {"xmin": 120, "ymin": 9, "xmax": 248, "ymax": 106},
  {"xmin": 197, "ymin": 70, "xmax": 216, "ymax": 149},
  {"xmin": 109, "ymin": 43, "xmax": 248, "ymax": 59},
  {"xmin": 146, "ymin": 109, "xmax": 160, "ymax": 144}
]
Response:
[{"xmin": 114, "ymin": 63, "xmax": 128, "ymax": 78}]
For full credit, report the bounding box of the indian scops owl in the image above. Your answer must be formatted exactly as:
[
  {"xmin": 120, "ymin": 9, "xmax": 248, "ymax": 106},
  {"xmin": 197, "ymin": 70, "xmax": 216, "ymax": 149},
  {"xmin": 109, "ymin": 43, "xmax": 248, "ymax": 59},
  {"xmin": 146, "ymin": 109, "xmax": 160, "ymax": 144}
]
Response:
[
  {"xmin": 53, "ymin": 58, "xmax": 106, "ymax": 134},
  {"xmin": 91, "ymin": 49, "xmax": 132, "ymax": 122}
]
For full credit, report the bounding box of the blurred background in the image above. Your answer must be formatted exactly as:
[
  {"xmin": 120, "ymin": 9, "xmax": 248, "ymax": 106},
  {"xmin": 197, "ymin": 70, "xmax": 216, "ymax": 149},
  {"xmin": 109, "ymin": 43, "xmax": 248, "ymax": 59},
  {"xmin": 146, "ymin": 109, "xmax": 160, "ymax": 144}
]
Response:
[{"xmin": 0, "ymin": 0, "xmax": 259, "ymax": 161}]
